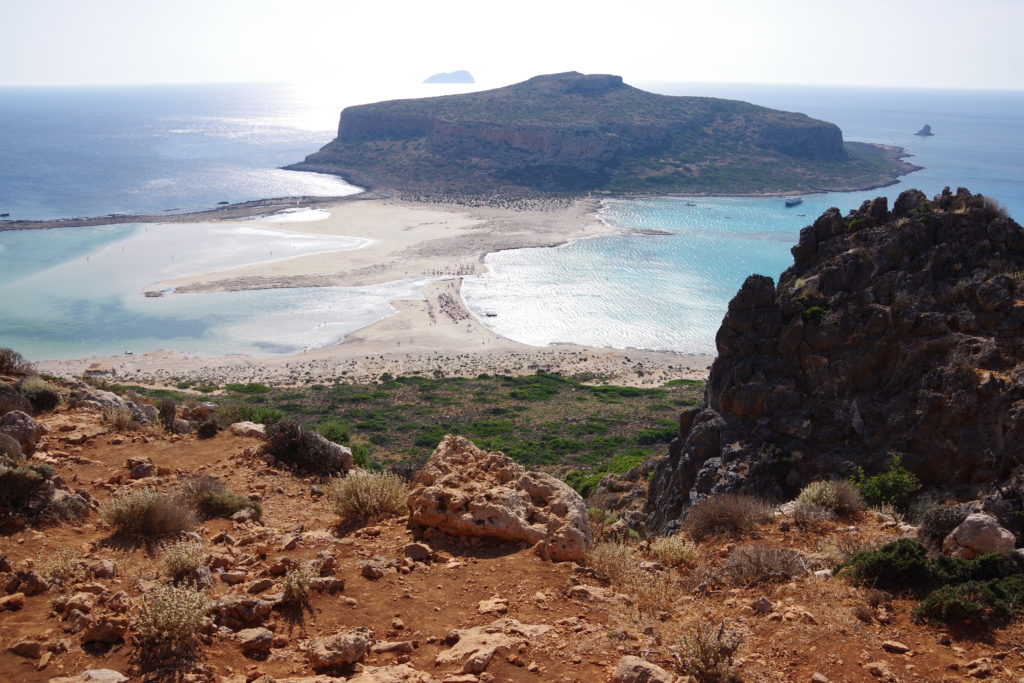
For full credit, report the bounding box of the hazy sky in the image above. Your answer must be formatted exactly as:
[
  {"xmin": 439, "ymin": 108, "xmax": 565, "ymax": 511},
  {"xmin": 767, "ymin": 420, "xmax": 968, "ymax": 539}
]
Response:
[{"xmin": 3, "ymin": 0, "xmax": 1022, "ymax": 90}]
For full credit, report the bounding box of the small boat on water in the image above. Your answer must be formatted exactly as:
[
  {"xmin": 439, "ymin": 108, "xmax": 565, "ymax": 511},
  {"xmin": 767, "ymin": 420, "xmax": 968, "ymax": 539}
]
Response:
[{"xmin": 784, "ymin": 197, "xmax": 803, "ymax": 208}]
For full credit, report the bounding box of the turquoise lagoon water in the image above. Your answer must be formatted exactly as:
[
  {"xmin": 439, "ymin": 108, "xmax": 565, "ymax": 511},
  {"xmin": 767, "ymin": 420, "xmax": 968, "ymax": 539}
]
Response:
[
  {"xmin": 0, "ymin": 218, "xmax": 437, "ymax": 359},
  {"xmin": 462, "ymin": 84, "xmax": 1024, "ymax": 354},
  {"xmin": 1, "ymin": 82, "xmax": 1022, "ymax": 360}
]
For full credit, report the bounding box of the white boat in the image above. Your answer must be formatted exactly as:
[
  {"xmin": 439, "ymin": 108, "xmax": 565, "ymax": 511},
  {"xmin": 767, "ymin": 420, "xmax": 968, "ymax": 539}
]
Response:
[{"xmin": 784, "ymin": 197, "xmax": 803, "ymax": 207}]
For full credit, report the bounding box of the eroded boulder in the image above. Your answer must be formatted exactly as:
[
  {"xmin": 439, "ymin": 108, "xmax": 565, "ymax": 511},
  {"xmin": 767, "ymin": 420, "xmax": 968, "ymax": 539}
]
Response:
[
  {"xmin": 307, "ymin": 627, "xmax": 373, "ymax": 671},
  {"xmin": 0, "ymin": 411, "xmax": 47, "ymax": 455},
  {"xmin": 435, "ymin": 618, "xmax": 550, "ymax": 674},
  {"xmin": 407, "ymin": 436, "xmax": 591, "ymax": 561},
  {"xmin": 942, "ymin": 513, "xmax": 1016, "ymax": 559}
]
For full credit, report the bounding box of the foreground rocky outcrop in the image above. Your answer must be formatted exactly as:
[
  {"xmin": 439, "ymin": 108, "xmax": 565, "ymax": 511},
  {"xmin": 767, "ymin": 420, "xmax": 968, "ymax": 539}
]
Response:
[
  {"xmin": 647, "ymin": 188, "xmax": 1024, "ymax": 532},
  {"xmin": 289, "ymin": 71, "xmax": 915, "ymax": 195},
  {"xmin": 407, "ymin": 435, "xmax": 591, "ymax": 560}
]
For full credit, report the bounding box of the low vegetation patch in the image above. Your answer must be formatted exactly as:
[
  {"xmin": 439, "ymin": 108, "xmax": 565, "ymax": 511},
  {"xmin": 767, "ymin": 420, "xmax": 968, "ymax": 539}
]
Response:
[
  {"xmin": 18, "ymin": 374, "xmax": 60, "ymax": 412},
  {"xmin": 162, "ymin": 539, "xmax": 208, "ymax": 582},
  {"xmin": 838, "ymin": 539, "xmax": 1024, "ymax": 629},
  {"xmin": 796, "ymin": 480, "xmax": 865, "ymax": 517},
  {"xmin": 282, "ymin": 566, "xmax": 314, "ymax": 604},
  {"xmin": 330, "ymin": 471, "xmax": 408, "ymax": 523},
  {"xmin": 851, "ymin": 455, "xmax": 921, "ymax": 509},
  {"xmin": 0, "ymin": 463, "xmax": 57, "ymax": 517},
  {"xmin": 133, "ymin": 583, "xmax": 211, "ymax": 653},
  {"xmin": 682, "ymin": 494, "xmax": 772, "ymax": 541},
  {"xmin": 179, "ymin": 475, "xmax": 261, "ymax": 521},
  {"xmin": 0, "ymin": 347, "xmax": 32, "ymax": 374},
  {"xmin": 717, "ymin": 544, "xmax": 810, "ymax": 587},
  {"xmin": 100, "ymin": 487, "xmax": 197, "ymax": 537},
  {"xmin": 102, "ymin": 405, "xmax": 138, "ymax": 432},
  {"xmin": 264, "ymin": 419, "xmax": 351, "ymax": 476},
  {"xmin": 650, "ymin": 534, "xmax": 698, "ymax": 568},
  {"xmin": 672, "ymin": 622, "xmax": 742, "ymax": 683}
]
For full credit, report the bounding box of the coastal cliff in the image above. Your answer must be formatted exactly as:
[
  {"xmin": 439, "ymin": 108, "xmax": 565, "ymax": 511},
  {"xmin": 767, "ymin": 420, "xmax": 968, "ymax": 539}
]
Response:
[
  {"xmin": 646, "ymin": 188, "xmax": 1024, "ymax": 532},
  {"xmin": 289, "ymin": 72, "xmax": 917, "ymax": 194}
]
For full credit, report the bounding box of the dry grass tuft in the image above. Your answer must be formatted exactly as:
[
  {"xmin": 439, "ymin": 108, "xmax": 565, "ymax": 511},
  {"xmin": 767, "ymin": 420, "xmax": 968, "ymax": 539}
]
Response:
[
  {"xmin": 329, "ymin": 471, "xmax": 408, "ymax": 523},
  {"xmin": 102, "ymin": 405, "xmax": 138, "ymax": 432},
  {"xmin": 281, "ymin": 566, "xmax": 314, "ymax": 604},
  {"xmin": 672, "ymin": 621, "xmax": 742, "ymax": 682},
  {"xmin": 39, "ymin": 548, "xmax": 86, "ymax": 585},
  {"xmin": 133, "ymin": 583, "xmax": 211, "ymax": 652},
  {"xmin": 682, "ymin": 494, "xmax": 772, "ymax": 541},
  {"xmin": 99, "ymin": 487, "xmax": 197, "ymax": 538},
  {"xmin": 162, "ymin": 539, "xmax": 208, "ymax": 581},
  {"xmin": 650, "ymin": 534, "xmax": 698, "ymax": 568},
  {"xmin": 795, "ymin": 480, "xmax": 865, "ymax": 517},
  {"xmin": 717, "ymin": 543, "xmax": 810, "ymax": 587}
]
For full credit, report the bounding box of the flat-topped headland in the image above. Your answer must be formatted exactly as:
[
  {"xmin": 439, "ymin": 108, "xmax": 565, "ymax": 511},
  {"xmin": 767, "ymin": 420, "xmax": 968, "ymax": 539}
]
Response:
[{"xmin": 289, "ymin": 71, "xmax": 919, "ymax": 195}]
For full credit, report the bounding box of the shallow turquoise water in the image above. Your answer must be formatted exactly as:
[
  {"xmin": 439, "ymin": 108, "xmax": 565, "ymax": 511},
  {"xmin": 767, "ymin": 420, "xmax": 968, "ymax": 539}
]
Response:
[{"xmin": 462, "ymin": 85, "xmax": 1024, "ymax": 354}]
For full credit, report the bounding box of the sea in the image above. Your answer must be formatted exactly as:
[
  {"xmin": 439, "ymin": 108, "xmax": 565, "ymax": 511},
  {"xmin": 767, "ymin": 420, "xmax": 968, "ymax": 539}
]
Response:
[{"xmin": 1, "ymin": 80, "xmax": 1022, "ymax": 361}]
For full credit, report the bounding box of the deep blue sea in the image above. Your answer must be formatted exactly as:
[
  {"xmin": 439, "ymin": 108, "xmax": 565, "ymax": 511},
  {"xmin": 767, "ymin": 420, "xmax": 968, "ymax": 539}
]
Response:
[{"xmin": 0, "ymin": 81, "xmax": 1022, "ymax": 360}]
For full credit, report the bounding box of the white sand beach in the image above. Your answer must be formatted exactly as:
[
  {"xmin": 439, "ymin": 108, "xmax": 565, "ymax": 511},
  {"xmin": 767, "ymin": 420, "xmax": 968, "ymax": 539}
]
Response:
[{"xmin": 37, "ymin": 197, "xmax": 713, "ymax": 387}]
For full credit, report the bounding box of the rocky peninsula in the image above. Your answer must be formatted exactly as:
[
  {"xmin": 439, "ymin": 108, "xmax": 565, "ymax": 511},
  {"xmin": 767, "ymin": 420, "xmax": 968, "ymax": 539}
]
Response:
[{"xmin": 289, "ymin": 71, "xmax": 919, "ymax": 195}]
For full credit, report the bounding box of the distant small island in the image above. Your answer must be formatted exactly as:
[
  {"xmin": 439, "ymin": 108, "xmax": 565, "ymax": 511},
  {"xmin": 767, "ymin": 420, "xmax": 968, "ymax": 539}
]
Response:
[
  {"xmin": 915, "ymin": 124, "xmax": 935, "ymax": 136},
  {"xmin": 290, "ymin": 71, "xmax": 919, "ymax": 195},
  {"xmin": 423, "ymin": 70, "xmax": 475, "ymax": 84}
]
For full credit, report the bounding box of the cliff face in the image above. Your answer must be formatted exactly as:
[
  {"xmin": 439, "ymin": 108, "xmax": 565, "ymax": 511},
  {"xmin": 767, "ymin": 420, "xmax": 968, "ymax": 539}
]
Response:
[
  {"xmin": 286, "ymin": 72, "xmax": 907, "ymax": 195},
  {"xmin": 646, "ymin": 188, "xmax": 1024, "ymax": 533}
]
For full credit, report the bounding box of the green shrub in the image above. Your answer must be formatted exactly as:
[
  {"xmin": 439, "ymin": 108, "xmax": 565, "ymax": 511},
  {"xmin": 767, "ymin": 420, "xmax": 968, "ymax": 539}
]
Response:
[
  {"xmin": 673, "ymin": 622, "xmax": 742, "ymax": 682},
  {"xmin": 133, "ymin": 583, "xmax": 211, "ymax": 652},
  {"xmin": 838, "ymin": 539, "xmax": 1024, "ymax": 597},
  {"xmin": 0, "ymin": 464, "xmax": 55, "ymax": 515},
  {"xmin": 179, "ymin": 475, "xmax": 261, "ymax": 521},
  {"xmin": 263, "ymin": 419, "xmax": 350, "ymax": 476},
  {"xmin": 802, "ymin": 305, "xmax": 829, "ymax": 325},
  {"xmin": 836, "ymin": 538, "xmax": 932, "ymax": 593},
  {"xmin": 249, "ymin": 406, "xmax": 284, "ymax": 425},
  {"xmin": 796, "ymin": 480, "xmax": 865, "ymax": 517},
  {"xmin": 330, "ymin": 471, "xmax": 408, "ymax": 523},
  {"xmin": 18, "ymin": 375, "xmax": 60, "ymax": 413},
  {"xmin": 851, "ymin": 455, "xmax": 920, "ymax": 508},
  {"xmin": 913, "ymin": 575, "xmax": 1024, "ymax": 628},
  {"xmin": 0, "ymin": 347, "xmax": 31, "ymax": 374},
  {"xmin": 682, "ymin": 494, "xmax": 772, "ymax": 541},
  {"xmin": 100, "ymin": 487, "xmax": 197, "ymax": 537},
  {"xmin": 225, "ymin": 382, "xmax": 270, "ymax": 394},
  {"xmin": 317, "ymin": 421, "xmax": 351, "ymax": 445}
]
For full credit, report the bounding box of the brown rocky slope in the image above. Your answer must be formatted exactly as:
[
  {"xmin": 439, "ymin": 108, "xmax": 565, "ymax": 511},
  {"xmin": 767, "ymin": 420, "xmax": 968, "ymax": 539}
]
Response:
[{"xmin": 646, "ymin": 188, "xmax": 1024, "ymax": 533}]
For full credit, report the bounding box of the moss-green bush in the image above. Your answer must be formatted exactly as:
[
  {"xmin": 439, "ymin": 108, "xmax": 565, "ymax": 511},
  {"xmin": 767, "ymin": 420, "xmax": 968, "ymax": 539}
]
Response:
[
  {"xmin": 850, "ymin": 455, "xmax": 920, "ymax": 508},
  {"xmin": 840, "ymin": 539, "xmax": 1024, "ymax": 629}
]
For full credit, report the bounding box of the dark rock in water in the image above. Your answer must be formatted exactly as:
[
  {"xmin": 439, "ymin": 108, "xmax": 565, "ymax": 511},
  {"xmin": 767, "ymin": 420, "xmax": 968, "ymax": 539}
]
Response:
[
  {"xmin": 915, "ymin": 124, "xmax": 934, "ymax": 136},
  {"xmin": 423, "ymin": 70, "xmax": 475, "ymax": 84},
  {"xmin": 0, "ymin": 213, "xmax": 9, "ymax": 218},
  {"xmin": 217, "ymin": 200, "xmax": 230, "ymax": 205},
  {"xmin": 645, "ymin": 187, "xmax": 1024, "ymax": 533}
]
